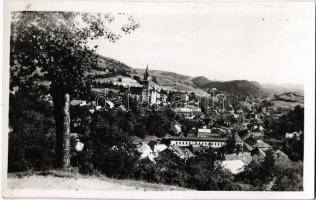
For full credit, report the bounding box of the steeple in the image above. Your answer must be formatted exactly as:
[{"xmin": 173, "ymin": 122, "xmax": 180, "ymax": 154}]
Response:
[
  {"xmin": 144, "ymin": 65, "xmax": 149, "ymax": 81},
  {"xmin": 142, "ymin": 65, "xmax": 150, "ymax": 102}
]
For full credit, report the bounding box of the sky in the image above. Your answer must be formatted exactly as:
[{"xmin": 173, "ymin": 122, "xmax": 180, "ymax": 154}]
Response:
[{"xmin": 94, "ymin": 4, "xmax": 314, "ymax": 85}]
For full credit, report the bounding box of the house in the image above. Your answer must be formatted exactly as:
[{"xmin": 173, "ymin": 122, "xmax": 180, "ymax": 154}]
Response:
[
  {"xmin": 274, "ymin": 149, "xmax": 291, "ymax": 167},
  {"xmin": 243, "ymin": 136, "xmax": 257, "ymax": 148},
  {"xmin": 236, "ymin": 109, "xmax": 244, "ymax": 115},
  {"xmin": 154, "ymin": 143, "xmax": 168, "ymax": 154},
  {"xmin": 105, "ymin": 100, "xmax": 114, "ymax": 109},
  {"xmin": 234, "ymin": 133, "xmax": 243, "ymax": 146},
  {"xmin": 169, "ymin": 145, "xmax": 195, "ymax": 159},
  {"xmin": 240, "ymin": 131, "xmax": 252, "ymax": 141},
  {"xmin": 264, "ymin": 138, "xmax": 284, "ymax": 148},
  {"xmin": 285, "ymin": 131, "xmax": 302, "ymax": 140},
  {"xmin": 221, "ymin": 160, "xmax": 246, "ymax": 174},
  {"xmin": 253, "ymin": 140, "xmax": 272, "ymax": 151},
  {"xmin": 170, "ymin": 122, "xmax": 182, "ymax": 135},
  {"xmin": 169, "ymin": 145, "xmax": 186, "ymax": 159},
  {"xmin": 251, "ymin": 147, "xmax": 266, "ymax": 162},
  {"xmin": 251, "ymin": 131, "xmax": 264, "ymax": 140},
  {"xmin": 206, "ymin": 119, "xmax": 214, "ymax": 128},
  {"xmin": 184, "ymin": 148, "xmax": 195, "ymax": 158},
  {"xmin": 70, "ymin": 99, "xmax": 85, "ymax": 106},
  {"xmin": 197, "ymin": 126, "xmax": 215, "ymax": 137},
  {"xmin": 137, "ymin": 143, "xmax": 156, "ymax": 162},
  {"xmin": 225, "ymin": 152, "xmax": 252, "ymax": 165},
  {"xmin": 244, "ymin": 143, "xmax": 253, "ymax": 152},
  {"xmin": 187, "ymin": 127, "xmax": 197, "ymax": 137},
  {"xmin": 211, "ymin": 127, "xmax": 227, "ymax": 135},
  {"xmin": 174, "ymin": 107, "xmax": 202, "ymax": 118}
]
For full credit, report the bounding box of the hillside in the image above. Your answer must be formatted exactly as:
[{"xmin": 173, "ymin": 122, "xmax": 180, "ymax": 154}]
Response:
[
  {"xmin": 202, "ymin": 80, "xmax": 268, "ymax": 98},
  {"xmin": 96, "ymin": 55, "xmax": 134, "ymax": 73}
]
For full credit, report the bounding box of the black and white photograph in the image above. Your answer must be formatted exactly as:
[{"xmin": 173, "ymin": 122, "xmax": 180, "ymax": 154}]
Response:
[{"xmin": 1, "ymin": 1, "xmax": 315, "ymax": 199}]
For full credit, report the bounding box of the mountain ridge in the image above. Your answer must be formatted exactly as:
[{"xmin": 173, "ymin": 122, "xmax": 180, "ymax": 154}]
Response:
[{"xmin": 91, "ymin": 55, "xmax": 294, "ymax": 98}]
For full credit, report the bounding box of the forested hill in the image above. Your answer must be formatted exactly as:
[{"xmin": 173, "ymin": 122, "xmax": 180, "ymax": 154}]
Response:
[{"xmin": 201, "ymin": 80, "xmax": 269, "ymax": 98}]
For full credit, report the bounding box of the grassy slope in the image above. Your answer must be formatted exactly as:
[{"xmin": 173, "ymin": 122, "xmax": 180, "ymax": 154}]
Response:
[{"xmin": 7, "ymin": 171, "xmax": 191, "ymax": 191}]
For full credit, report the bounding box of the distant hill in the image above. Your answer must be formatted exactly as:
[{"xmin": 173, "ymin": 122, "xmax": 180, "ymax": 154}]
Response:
[
  {"xmin": 133, "ymin": 69, "xmax": 208, "ymax": 96},
  {"xmin": 201, "ymin": 80, "xmax": 268, "ymax": 98},
  {"xmin": 261, "ymin": 83, "xmax": 304, "ymax": 95},
  {"xmin": 264, "ymin": 92, "xmax": 304, "ymax": 108},
  {"xmin": 134, "ymin": 69, "xmax": 192, "ymax": 84},
  {"xmin": 91, "ymin": 55, "xmax": 270, "ymax": 98},
  {"xmin": 191, "ymin": 76, "xmax": 212, "ymax": 88}
]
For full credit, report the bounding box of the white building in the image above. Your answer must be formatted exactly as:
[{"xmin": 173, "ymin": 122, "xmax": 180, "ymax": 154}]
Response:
[{"xmin": 167, "ymin": 136, "xmax": 228, "ymax": 149}]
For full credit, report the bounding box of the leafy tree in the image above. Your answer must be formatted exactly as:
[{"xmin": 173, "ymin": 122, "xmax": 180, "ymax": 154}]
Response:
[
  {"xmin": 272, "ymin": 161, "xmax": 303, "ymax": 191},
  {"xmin": 145, "ymin": 111, "xmax": 172, "ymax": 137},
  {"xmin": 10, "ymin": 11, "xmax": 139, "ymax": 169},
  {"xmin": 74, "ymin": 111, "xmax": 139, "ymax": 177}
]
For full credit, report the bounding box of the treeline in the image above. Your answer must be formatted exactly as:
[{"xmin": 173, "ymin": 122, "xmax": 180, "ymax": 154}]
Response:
[{"xmin": 264, "ymin": 105, "xmax": 304, "ymax": 161}]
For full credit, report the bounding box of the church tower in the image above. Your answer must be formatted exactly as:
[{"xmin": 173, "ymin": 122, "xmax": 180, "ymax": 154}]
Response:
[{"xmin": 142, "ymin": 65, "xmax": 150, "ymax": 101}]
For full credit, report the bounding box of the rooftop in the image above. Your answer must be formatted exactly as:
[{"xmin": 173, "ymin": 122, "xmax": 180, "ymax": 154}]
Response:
[{"xmin": 165, "ymin": 136, "xmax": 229, "ymax": 142}]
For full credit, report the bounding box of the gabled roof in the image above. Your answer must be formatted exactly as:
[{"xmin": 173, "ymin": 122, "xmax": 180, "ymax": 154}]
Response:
[
  {"xmin": 244, "ymin": 143, "xmax": 253, "ymax": 151},
  {"xmin": 253, "ymin": 140, "xmax": 272, "ymax": 149},
  {"xmin": 170, "ymin": 145, "xmax": 186, "ymax": 158},
  {"xmin": 167, "ymin": 136, "xmax": 229, "ymax": 142},
  {"xmin": 70, "ymin": 99, "xmax": 85, "ymax": 106},
  {"xmin": 184, "ymin": 148, "xmax": 195, "ymax": 157},
  {"xmin": 252, "ymin": 132, "xmax": 264, "ymax": 137},
  {"xmin": 239, "ymin": 130, "xmax": 250, "ymax": 140},
  {"xmin": 264, "ymin": 138, "xmax": 284, "ymax": 144},
  {"xmin": 225, "ymin": 152, "xmax": 252, "ymax": 164},
  {"xmin": 234, "ymin": 133, "xmax": 242, "ymax": 143},
  {"xmin": 241, "ymin": 133, "xmax": 251, "ymax": 141},
  {"xmin": 244, "ymin": 136, "xmax": 257, "ymax": 147}
]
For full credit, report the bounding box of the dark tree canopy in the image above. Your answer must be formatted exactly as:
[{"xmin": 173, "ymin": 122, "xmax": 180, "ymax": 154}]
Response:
[{"xmin": 10, "ymin": 11, "xmax": 140, "ymax": 168}]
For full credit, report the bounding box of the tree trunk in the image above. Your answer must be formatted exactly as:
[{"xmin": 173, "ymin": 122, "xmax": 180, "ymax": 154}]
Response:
[
  {"xmin": 62, "ymin": 93, "xmax": 71, "ymax": 169},
  {"xmin": 52, "ymin": 88, "xmax": 71, "ymax": 170}
]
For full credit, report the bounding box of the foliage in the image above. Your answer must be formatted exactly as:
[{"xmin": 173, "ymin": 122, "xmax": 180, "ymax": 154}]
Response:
[
  {"xmin": 8, "ymin": 93, "xmax": 55, "ymax": 172},
  {"xmin": 272, "ymin": 161, "xmax": 303, "ymax": 191}
]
